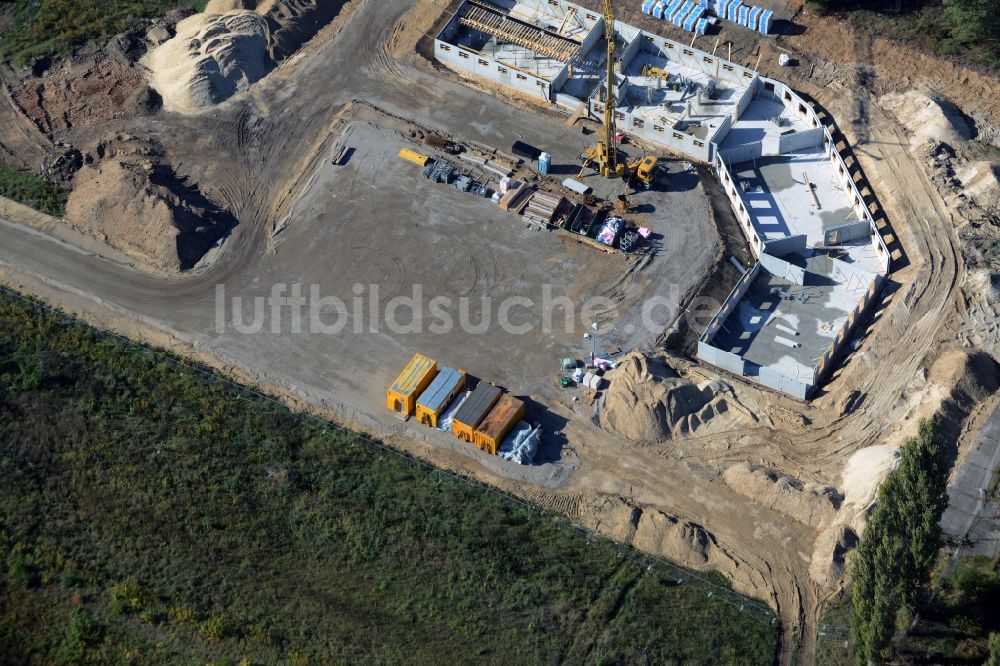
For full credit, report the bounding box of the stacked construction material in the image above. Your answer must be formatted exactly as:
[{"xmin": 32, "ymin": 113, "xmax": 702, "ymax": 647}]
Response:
[
  {"xmin": 672, "ymin": 0, "xmax": 694, "ymax": 26},
  {"xmin": 708, "ymin": 0, "xmax": 772, "ymax": 33},
  {"xmin": 663, "ymin": 0, "xmax": 683, "ymax": 21},
  {"xmin": 498, "ymin": 181, "xmax": 532, "ymax": 211},
  {"xmin": 523, "ymin": 191, "xmax": 565, "ymax": 227}
]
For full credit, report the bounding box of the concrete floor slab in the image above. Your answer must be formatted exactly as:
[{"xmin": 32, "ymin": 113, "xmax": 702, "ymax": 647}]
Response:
[
  {"xmin": 732, "ymin": 148, "xmax": 860, "ymax": 248},
  {"xmin": 710, "ymin": 270, "xmax": 854, "ymax": 381}
]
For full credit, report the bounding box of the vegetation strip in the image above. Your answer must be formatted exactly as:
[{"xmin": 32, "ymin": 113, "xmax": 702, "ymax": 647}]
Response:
[{"xmin": 0, "ymin": 287, "xmax": 778, "ymax": 663}]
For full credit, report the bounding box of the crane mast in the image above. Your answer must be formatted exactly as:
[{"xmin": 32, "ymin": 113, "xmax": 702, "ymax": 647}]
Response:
[{"xmin": 598, "ymin": 0, "xmax": 624, "ymax": 178}]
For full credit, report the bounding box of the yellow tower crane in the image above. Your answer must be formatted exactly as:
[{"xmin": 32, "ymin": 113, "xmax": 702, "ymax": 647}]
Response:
[{"xmin": 582, "ymin": 0, "xmax": 625, "ymax": 180}]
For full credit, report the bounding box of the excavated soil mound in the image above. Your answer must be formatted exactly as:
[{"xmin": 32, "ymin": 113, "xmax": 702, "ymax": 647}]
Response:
[
  {"xmin": 66, "ymin": 160, "xmax": 235, "ymax": 272},
  {"xmin": 143, "ymin": 10, "xmax": 272, "ymax": 114},
  {"xmin": 601, "ymin": 354, "xmax": 750, "ymax": 443},
  {"xmin": 722, "ymin": 463, "xmax": 842, "ymax": 529},
  {"xmin": 262, "ymin": 0, "xmax": 349, "ymax": 61},
  {"xmin": 880, "ymin": 91, "xmax": 971, "ymax": 149},
  {"xmin": 956, "ymin": 161, "xmax": 1000, "ymax": 208}
]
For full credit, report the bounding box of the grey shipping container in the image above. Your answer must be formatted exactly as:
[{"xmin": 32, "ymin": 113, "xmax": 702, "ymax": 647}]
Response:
[{"xmin": 452, "ymin": 382, "xmax": 503, "ymax": 442}]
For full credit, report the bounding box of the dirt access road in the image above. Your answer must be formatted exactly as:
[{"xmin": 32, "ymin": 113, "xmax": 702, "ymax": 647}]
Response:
[{"xmin": 0, "ymin": 0, "xmax": 993, "ymax": 663}]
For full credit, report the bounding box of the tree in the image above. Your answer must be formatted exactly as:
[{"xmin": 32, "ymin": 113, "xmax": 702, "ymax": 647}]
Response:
[
  {"xmin": 943, "ymin": 0, "xmax": 1000, "ymax": 45},
  {"xmin": 850, "ymin": 419, "xmax": 951, "ymax": 664},
  {"xmin": 986, "ymin": 632, "xmax": 1000, "ymax": 666}
]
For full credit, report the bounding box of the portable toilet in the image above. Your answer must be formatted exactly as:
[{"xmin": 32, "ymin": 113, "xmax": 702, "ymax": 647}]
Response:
[
  {"xmin": 415, "ymin": 367, "xmax": 466, "ymax": 427},
  {"xmin": 451, "ymin": 382, "xmax": 502, "ymax": 443},
  {"xmin": 748, "ymin": 5, "xmax": 762, "ymax": 30},
  {"xmin": 538, "ymin": 151, "xmax": 551, "ymax": 175},
  {"xmin": 473, "ymin": 394, "xmax": 526, "ymax": 455},
  {"xmin": 738, "ymin": 4, "xmax": 750, "ymax": 25},
  {"xmin": 758, "ymin": 8, "xmax": 773, "ymax": 33},
  {"xmin": 387, "ymin": 353, "xmax": 437, "ymax": 417},
  {"xmin": 728, "ymin": 0, "xmax": 742, "ymax": 22}
]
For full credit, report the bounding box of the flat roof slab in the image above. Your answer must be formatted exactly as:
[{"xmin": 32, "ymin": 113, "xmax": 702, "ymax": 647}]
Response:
[
  {"xmin": 732, "ymin": 148, "xmax": 860, "ymax": 248},
  {"xmin": 710, "ymin": 271, "xmax": 855, "ymax": 381}
]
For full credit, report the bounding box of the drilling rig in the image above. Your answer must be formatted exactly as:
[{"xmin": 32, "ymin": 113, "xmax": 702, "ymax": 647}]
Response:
[{"xmin": 581, "ymin": 0, "xmax": 625, "ymax": 179}]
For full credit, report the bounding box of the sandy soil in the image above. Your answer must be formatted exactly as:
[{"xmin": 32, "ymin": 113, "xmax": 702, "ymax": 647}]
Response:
[{"xmin": 1, "ymin": 0, "xmax": 999, "ymax": 664}]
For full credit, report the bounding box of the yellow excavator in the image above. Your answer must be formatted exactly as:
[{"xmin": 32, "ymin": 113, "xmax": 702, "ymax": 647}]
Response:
[
  {"xmin": 628, "ymin": 155, "xmax": 659, "ymax": 187},
  {"xmin": 580, "ymin": 0, "xmax": 625, "ymax": 179}
]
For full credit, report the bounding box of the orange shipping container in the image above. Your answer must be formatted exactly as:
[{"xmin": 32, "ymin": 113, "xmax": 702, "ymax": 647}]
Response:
[
  {"xmin": 473, "ymin": 394, "xmax": 525, "ymax": 455},
  {"xmin": 386, "ymin": 353, "xmax": 437, "ymax": 416}
]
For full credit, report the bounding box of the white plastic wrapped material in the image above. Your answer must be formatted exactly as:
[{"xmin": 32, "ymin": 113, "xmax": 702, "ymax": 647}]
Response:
[
  {"xmin": 572, "ymin": 367, "xmax": 585, "ymax": 383},
  {"xmin": 498, "ymin": 421, "xmax": 542, "ymax": 465},
  {"xmin": 437, "ymin": 389, "xmax": 471, "ymax": 432},
  {"xmin": 779, "ymin": 53, "xmax": 791, "ymax": 66}
]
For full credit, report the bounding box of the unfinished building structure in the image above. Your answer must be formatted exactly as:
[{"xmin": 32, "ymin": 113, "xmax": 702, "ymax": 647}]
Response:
[{"xmin": 435, "ymin": 0, "xmax": 892, "ymax": 398}]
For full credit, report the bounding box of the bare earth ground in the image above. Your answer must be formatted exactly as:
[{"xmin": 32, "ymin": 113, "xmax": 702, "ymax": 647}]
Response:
[{"xmin": 1, "ymin": 1, "xmax": 1000, "ymax": 663}]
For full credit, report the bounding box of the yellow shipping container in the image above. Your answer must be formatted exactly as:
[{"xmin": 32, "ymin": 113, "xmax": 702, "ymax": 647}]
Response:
[
  {"xmin": 399, "ymin": 148, "xmax": 430, "ymax": 167},
  {"xmin": 387, "ymin": 353, "xmax": 437, "ymax": 416}
]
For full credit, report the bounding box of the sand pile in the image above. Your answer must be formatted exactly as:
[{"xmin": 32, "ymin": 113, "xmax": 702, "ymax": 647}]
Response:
[
  {"xmin": 840, "ymin": 445, "xmax": 900, "ymax": 510},
  {"xmin": 809, "ymin": 524, "xmax": 857, "ymax": 587},
  {"xmin": 601, "ymin": 354, "xmax": 750, "ymax": 443},
  {"xmin": 578, "ymin": 496, "xmax": 740, "ymax": 576},
  {"xmin": 880, "ymin": 91, "xmax": 972, "ymax": 149},
  {"xmin": 723, "ymin": 463, "xmax": 842, "ymax": 529},
  {"xmin": 143, "ymin": 10, "xmax": 272, "ymax": 114},
  {"xmin": 66, "ymin": 159, "xmax": 234, "ymax": 272}
]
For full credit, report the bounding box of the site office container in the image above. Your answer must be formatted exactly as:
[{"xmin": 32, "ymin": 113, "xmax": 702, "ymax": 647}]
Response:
[
  {"xmin": 387, "ymin": 353, "xmax": 438, "ymax": 416},
  {"xmin": 415, "ymin": 367, "xmax": 466, "ymax": 427},
  {"xmin": 473, "ymin": 394, "xmax": 526, "ymax": 455},
  {"xmin": 451, "ymin": 382, "xmax": 502, "ymax": 442}
]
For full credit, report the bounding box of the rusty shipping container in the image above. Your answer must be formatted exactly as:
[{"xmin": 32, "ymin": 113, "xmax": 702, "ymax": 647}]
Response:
[
  {"xmin": 451, "ymin": 382, "xmax": 502, "ymax": 443},
  {"xmin": 386, "ymin": 353, "xmax": 438, "ymax": 416},
  {"xmin": 473, "ymin": 394, "xmax": 525, "ymax": 455}
]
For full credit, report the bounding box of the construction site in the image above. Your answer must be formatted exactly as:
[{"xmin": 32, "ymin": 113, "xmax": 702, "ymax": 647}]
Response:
[{"xmin": 1, "ymin": 0, "xmax": 1000, "ymax": 662}]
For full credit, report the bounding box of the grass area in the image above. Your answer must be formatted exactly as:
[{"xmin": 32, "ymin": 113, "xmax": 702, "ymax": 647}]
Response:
[
  {"xmin": 0, "ymin": 0, "xmax": 207, "ymax": 65},
  {"xmin": 0, "ymin": 163, "xmax": 67, "ymax": 217},
  {"xmin": 817, "ymin": 555, "xmax": 1000, "ymax": 665},
  {"xmin": 0, "ymin": 290, "xmax": 779, "ymax": 664}
]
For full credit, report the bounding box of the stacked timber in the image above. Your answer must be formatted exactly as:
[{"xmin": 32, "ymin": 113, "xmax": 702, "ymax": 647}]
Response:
[
  {"xmin": 523, "ymin": 191, "xmax": 564, "ymax": 227},
  {"xmin": 498, "ymin": 182, "xmax": 532, "ymax": 211}
]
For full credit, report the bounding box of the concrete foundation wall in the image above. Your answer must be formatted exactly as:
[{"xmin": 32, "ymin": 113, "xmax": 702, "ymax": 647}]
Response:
[
  {"xmin": 815, "ymin": 274, "xmax": 884, "ymax": 382},
  {"xmin": 619, "ymin": 33, "xmax": 643, "ymax": 71},
  {"xmin": 778, "ymin": 127, "xmax": 825, "ymax": 154},
  {"xmin": 580, "ymin": 17, "xmax": 605, "ymax": 55},
  {"xmin": 700, "ymin": 262, "xmax": 762, "ymax": 342},
  {"xmin": 760, "ymin": 251, "xmax": 807, "ymax": 285},
  {"xmin": 757, "ymin": 366, "xmax": 812, "ymax": 400},
  {"xmin": 698, "ymin": 341, "xmax": 747, "ymax": 375},
  {"xmin": 719, "ymin": 141, "xmax": 763, "ymax": 165},
  {"xmin": 735, "ymin": 77, "xmax": 761, "ymax": 119},
  {"xmin": 824, "ymin": 219, "xmax": 872, "ymax": 245},
  {"xmin": 435, "ymin": 39, "xmax": 555, "ymax": 101},
  {"xmin": 762, "ymin": 233, "xmax": 807, "ymax": 258},
  {"xmin": 715, "ymin": 153, "xmax": 764, "ymax": 256}
]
